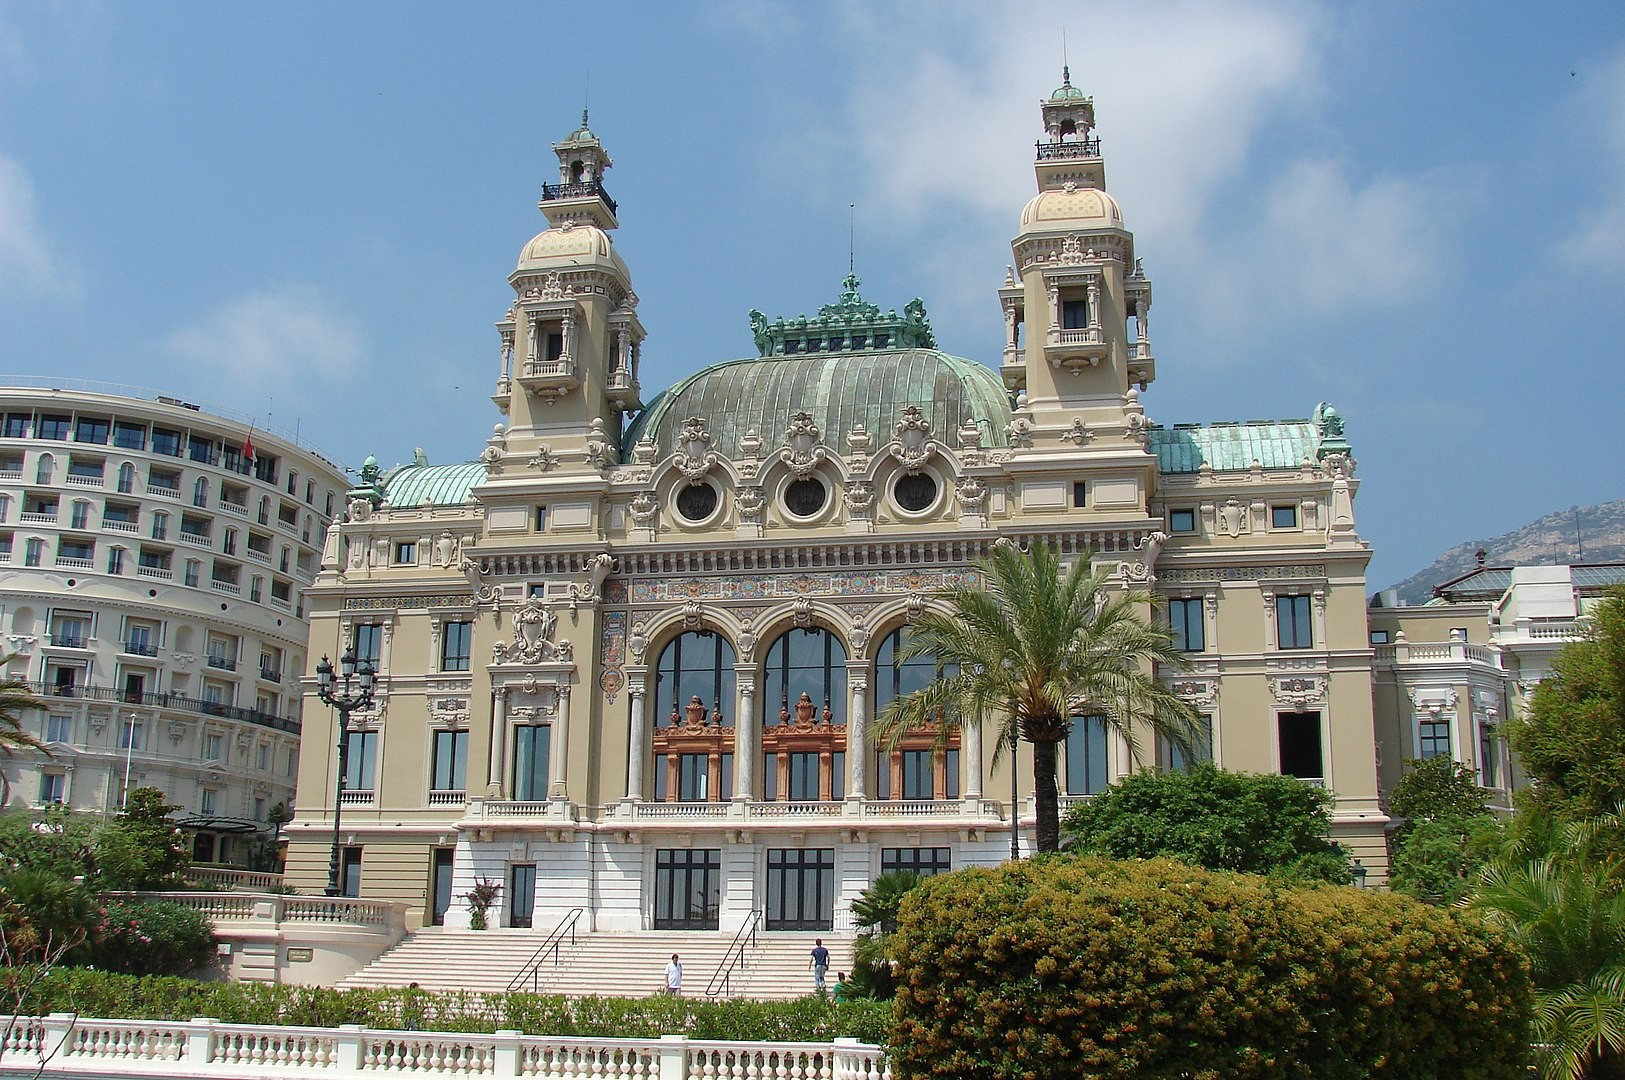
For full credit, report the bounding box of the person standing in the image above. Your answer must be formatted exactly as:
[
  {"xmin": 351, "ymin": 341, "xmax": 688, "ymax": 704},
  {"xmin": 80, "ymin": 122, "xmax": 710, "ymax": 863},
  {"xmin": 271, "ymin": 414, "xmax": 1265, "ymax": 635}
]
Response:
[
  {"xmin": 664, "ymin": 953, "xmax": 682, "ymax": 996},
  {"xmin": 810, "ymin": 938, "xmax": 831, "ymax": 993}
]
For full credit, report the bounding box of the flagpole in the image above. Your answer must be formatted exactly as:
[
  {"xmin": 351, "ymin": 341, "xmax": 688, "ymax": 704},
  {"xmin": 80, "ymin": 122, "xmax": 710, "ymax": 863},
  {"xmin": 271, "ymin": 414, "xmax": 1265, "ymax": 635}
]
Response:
[{"xmin": 122, "ymin": 713, "xmax": 137, "ymax": 809}]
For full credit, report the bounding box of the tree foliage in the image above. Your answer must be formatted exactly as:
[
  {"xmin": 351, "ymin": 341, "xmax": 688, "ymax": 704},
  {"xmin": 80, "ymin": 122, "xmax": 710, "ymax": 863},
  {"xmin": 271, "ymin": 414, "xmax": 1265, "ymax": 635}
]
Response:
[
  {"xmin": 888, "ymin": 857, "xmax": 1531, "ymax": 1080},
  {"xmin": 96, "ymin": 787, "xmax": 191, "ymax": 890},
  {"xmin": 872, "ymin": 540, "xmax": 1196, "ymax": 852},
  {"xmin": 1389, "ymin": 754, "xmax": 1494, "ymax": 828},
  {"xmin": 1471, "ymin": 811, "xmax": 1625, "ymax": 1080},
  {"xmin": 846, "ymin": 870, "xmax": 922, "ymax": 1000},
  {"xmin": 1506, "ymin": 586, "xmax": 1625, "ymax": 824},
  {"xmin": 1062, "ymin": 764, "xmax": 1352, "ymax": 883},
  {"xmin": 89, "ymin": 899, "xmax": 215, "ymax": 976}
]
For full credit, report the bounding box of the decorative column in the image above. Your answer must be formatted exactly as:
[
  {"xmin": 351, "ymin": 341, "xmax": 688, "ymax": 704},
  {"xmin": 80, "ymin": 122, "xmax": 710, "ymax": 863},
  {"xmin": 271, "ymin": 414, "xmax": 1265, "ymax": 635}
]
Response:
[
  {"xmin": 962, "ymin": 714, "xmax": 983, "ymax": 798},
  {"xmin": 625, "ymin": 676, "xmax": 646, "ymax": 802},
  {"xmin": 846, "ymin": 673, "xmax": 868, "ymax": 800},
  {"xmin": 1087, "ymin": 278, "xmax": 1101, "ymax": 334},
  {"xmin": 488, "ymin": 687, "xmax": 509, "ymax": 795},
  {"xmin": 733, "ymin": 677, "xmax": 756, "ymax": 801},
  {"xmin": 560, "ymin": 312, "xmax": 576, "ymax": 365},
  {"xmin": 549, "ymin": 685, "xmax": 570, "ymax": 799}
]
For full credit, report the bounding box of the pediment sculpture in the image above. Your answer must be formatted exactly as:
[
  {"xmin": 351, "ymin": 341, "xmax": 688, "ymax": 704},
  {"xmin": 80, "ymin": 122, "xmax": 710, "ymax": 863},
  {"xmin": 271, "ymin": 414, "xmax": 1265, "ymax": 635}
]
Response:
[
  {"xmin": 492, "ymin": 594, "xmax": 570, "ymax": 665},
  {"xmin": 889, "ymin": 405, "xmax": 936, "ymax": 474},
  {"xmin": 779, "ymin": 411, "xmax": 828, "ymax": 478}
]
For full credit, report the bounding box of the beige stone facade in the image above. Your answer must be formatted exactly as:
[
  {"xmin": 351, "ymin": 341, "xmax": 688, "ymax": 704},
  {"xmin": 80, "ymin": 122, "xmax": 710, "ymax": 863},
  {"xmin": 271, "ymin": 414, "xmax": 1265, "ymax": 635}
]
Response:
[{"xmin": 283, "ymin": 78, "xmax": 1390, "ymax": 931}]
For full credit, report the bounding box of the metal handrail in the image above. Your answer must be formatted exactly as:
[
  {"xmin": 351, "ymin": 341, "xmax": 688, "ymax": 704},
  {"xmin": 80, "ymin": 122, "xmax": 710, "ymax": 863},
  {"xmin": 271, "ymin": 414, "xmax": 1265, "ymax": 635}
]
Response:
[
  {"xmin": 705, "ymin": 909, "xmax": 763, "ymax": 999},
  {"xmin": 505, "ymin": 907, "xmax": 585, "ymax": 994}
]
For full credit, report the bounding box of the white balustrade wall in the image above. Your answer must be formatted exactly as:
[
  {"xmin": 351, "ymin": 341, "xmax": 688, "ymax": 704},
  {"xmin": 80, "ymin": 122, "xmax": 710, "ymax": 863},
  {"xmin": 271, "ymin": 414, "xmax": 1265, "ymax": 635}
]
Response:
[{"xmin": 0, "ymin": 1015, "xmax": 891, "ymax": 1080}]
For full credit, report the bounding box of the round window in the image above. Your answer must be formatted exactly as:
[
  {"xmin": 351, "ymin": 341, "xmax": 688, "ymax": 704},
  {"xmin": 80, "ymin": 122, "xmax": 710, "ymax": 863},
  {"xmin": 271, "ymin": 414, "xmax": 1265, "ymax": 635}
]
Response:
[
  {"xmin": 676, "ymin": 483, "xmax": 719, "ymax": 522},
  {"xmin": 894, "ymin": 472, "xmax": 938, "ymax": 513},
  {"xmin": 783, "ymin": 477, "xmax": 828, "ymax": 518}
]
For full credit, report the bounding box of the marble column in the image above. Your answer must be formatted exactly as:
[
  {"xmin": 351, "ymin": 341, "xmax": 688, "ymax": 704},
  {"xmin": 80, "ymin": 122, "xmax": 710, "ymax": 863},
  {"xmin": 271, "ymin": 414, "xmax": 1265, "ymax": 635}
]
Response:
[
  {"xmin": 962, "ymin": 713, "xmax": 983, "ymax": 797},
  {"xmin": 549, "ymin": 686, "xmax": 570, "ymax": 799},
  {"xmin": 733, "ymin": 676, "xmax": 756, "ymax": 801},
  {"xmin": 846, "ymin": 672, "xmax": 868, "ymax": 799},
  {"xmin": 487, "ymin": 687, "xmax": 509, "ymax": 795},
  {"xmin": 625, "ymin": 676, "xmax": 646, "ymax": 802}
]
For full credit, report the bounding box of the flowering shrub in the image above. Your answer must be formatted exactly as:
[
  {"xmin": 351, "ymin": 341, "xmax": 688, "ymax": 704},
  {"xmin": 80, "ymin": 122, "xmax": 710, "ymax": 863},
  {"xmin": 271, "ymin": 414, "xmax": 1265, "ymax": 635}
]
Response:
[
  {"xmin": 888, "ymin": 857, "xmax": 1532, "ymax": 1080},
  {"xmin": 88, "ymin": 899, "xmax": 214, "ymax": 976},
  {"xmin": 462, "ymin": 877, "xmax": 502, "ymax": 929}
]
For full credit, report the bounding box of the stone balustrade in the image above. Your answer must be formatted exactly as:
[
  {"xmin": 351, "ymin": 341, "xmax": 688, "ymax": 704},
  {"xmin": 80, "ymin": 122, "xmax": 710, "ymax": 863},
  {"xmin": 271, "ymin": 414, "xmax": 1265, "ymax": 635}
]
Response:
[{"xmin": 1, "ymin": 1015, "xmax": 891, "ymax": 1079}]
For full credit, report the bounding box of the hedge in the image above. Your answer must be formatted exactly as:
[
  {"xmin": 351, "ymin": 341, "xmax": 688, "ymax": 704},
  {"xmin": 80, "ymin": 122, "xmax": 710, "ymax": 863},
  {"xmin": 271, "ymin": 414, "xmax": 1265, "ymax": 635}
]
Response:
[
  {"xmin": 888, "ymin": 857, "xmax": 1531, "ymax": 1080},
  {"xmin": 13, "ymin": 969, "xmax": 889, "ymax": 1044}
]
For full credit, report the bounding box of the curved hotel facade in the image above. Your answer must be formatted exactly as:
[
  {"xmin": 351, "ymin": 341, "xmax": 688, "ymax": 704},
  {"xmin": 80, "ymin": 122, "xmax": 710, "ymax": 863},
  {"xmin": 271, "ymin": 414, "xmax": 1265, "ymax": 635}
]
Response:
[{"xmin": 0, "ymin": 384, "xmax": 348, "ymax": 865}]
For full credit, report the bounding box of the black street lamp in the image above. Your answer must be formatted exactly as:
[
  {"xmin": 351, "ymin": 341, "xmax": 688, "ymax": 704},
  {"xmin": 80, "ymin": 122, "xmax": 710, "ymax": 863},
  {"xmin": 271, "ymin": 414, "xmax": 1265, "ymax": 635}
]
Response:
[
  {"xmin": 316, "ymin": 649, "xmax": 376, "ymax": 897},
  {"xmin": 1010, "ymin": 725, "xmax": 1021, "ymax": 861}
]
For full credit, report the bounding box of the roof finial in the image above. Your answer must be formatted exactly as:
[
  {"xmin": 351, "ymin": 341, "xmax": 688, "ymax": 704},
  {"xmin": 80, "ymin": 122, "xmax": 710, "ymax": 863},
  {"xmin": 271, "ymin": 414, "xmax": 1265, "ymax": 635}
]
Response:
[
  {"xmin": 1062, "ymin": 28, "xmax": 1070, "ymax": 86},
  {"xmin": 848, "ymin": 203, "xmax": 856, "ymax": 276},
  {"xmin": 582, "ymin": 71, "xmax": 590, "ymax": 129}
]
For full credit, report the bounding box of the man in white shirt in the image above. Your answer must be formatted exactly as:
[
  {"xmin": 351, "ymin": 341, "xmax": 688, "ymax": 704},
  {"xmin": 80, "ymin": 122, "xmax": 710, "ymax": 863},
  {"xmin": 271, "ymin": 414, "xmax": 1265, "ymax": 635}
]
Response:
[{"xmin": 664, "ymin": 953, "xmax": 682, "ymax": 995}]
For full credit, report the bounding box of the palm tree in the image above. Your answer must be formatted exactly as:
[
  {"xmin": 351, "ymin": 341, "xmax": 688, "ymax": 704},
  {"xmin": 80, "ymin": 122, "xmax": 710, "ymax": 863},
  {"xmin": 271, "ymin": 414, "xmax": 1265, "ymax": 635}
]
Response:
[
  {"xmin": 872, "ymin": 539, "xmax": 1196, "ymax": 853},
  {"xmin": 1470, "ymin": 812, "xmax": 1625, "ymax": 1080},
  {"xmin": 0, "ymin": 657, "xmax": 47, "ymax": 806}
]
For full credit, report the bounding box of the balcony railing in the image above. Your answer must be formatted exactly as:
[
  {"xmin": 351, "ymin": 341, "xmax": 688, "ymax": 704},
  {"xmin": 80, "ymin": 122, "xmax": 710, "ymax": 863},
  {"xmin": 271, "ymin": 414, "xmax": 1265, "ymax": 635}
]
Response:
[
  {"xmin": 124, "ymin": 639, "xmax": 159, "ymax": 657},
  {"xmin": 179, "ymin": 529, "xmax": 212, "ymax": 547},
  {"xmin": 103, "ymin": 518, "xmax": 137, "ymax": 533},
  {"xmin": 210, "ymin": 579, "xmax": 242, "ymax": 596},
  {"xmin": 339, "ymin": 789, "xmax": 374, "ymax": 806},
  {"xmin": 427, "ymin": 789, "xmax": 466, "ymax": 807},
  {"xmin": 53, "ymin": 556, "xmax": 94, "ymax": 569},
  {"xmin": 219, "ymin": 499, "xmax": 248, "ymax": 516},
  {"xmin": 136, "ymin": 565, "xmax": 173, "ymax": 580},
  {"xmin": 20, "ymin": 510, "xmax": 58, "ymax": 524},
  {"xmin": 24, "ymin": 680, "xmax": 301, "ymax": 734},
  {"xmin": 64, "ymin": 472, "xmax": 104, "ymax": 487},
  {"xmin": 245, "ymin": 547, "xmax": 271, "ymax": 564},
  {"xmin": 46, "ymin": 632, "xmax": 87, "ymax": 649},
  {"xmin": 258, "ymin": 665, "xmax": 282, "ymax": 683},
  {"xmin": 147, "ymin": 482, "xmax": 181, "ymax": 498},
  {"xmin": 206, "ymin": 654, "xmax": 238, "ymax": 671},
  {"xmin": 540, "ymin": 178, "xmax": 617, "ymax": 215},
  {"xmin": 1035, "ymin": 136, "xmax": 1101, "ymax": 160}
]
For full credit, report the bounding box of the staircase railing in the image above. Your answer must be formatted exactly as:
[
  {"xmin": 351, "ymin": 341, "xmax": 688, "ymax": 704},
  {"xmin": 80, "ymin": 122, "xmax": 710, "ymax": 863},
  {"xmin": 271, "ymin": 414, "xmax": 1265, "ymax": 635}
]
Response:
[
  {"xmin": 705, "ymin": 909, "xmax": 763, "ymax": 998},
  {"xmin": 505, "ymin": 907, "xmax": 585, "ymax": 993}
]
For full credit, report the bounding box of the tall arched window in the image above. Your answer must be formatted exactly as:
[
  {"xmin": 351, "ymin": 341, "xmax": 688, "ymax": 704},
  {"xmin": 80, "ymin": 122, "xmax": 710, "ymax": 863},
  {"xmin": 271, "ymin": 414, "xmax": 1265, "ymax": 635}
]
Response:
[
  {"xmin": 34, "ymin": 454, "xmax": 53, "ymax": 485},
  {"xmin": 874, "ymin": 628, "xmax": 960, "ymax": 801},
  {"xmin": 652, "ymin": 631, "xmax": 736, "ymax": 801},
  {"xmin": 116, "ymin": 462, "xmax": 135, "ymax": 494},
  {"xmin": 193, "ymin": 477, "xmax": 209, "ymax": 508},
  {"xmin": 762, "ymin": 628, "xmax": 848, "ymax": 801}
]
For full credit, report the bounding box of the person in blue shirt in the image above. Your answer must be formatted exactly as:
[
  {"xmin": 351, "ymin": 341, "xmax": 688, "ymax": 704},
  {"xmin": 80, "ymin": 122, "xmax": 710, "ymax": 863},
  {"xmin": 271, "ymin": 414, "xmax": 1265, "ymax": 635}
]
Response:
[{"xmin": 810, "ymin": 939, "xmax": 831, "ymax": 992}]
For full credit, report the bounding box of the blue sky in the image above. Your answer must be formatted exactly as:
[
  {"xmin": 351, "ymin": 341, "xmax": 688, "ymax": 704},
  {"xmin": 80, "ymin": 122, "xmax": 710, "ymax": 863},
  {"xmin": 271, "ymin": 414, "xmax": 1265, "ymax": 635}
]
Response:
[{"xmin": 0, "ymin": 1, "xmax": 1621, "ymax": 589}]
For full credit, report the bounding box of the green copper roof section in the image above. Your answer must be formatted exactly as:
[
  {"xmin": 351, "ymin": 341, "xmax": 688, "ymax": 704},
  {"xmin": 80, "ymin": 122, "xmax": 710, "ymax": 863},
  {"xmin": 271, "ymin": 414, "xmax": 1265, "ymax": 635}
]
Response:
[
  {"xmin": 1149, "ymin": 402, "xmax": 1353, "ymax": 474},
  {"xmin": 748, "ymin": 275, "xmax": 935, "ymax": 357},
  {"xmin": 625, "ymin": 348, "xmax": 1010, "ymax": 458},
  {"xmin": 1048, "ymin": 65, "xmax": 1091, "ymax": 102},
  {"xmin": 380, "ymin": 460, "xmax": 485, "ymax": 508}
]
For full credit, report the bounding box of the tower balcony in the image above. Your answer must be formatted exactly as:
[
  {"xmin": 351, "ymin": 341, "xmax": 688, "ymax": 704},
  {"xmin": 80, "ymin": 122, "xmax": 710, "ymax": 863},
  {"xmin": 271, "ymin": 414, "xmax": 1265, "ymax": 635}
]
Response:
[
  {"xmin": 517, "ymin": 357, "xmax": 581, "ymax": 402},
  {"xmin": 1035, "ymin": 137, "xmax": 1101, "ymax": 161},
  {"xmin": 1044, "ymin": 326, "xmax": 1110, "ymax": 373},
  {"xmin": 539, "ymin": 179, "xmax": 617, "ymax": 218},
  {"xmin": 605, "ymin": 368, "xmax": 643, "ymax": 412}
]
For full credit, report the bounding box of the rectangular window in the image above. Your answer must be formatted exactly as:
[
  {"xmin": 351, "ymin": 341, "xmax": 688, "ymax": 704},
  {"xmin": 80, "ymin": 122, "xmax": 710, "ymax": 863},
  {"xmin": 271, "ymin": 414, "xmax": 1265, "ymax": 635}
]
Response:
[
  {"xmin": 1161, "ymin": 714, "xmax": 1213, "ymax": 772},
  {"xmin": 544, "ymin": 331, "xmax": 564, "ymax": 361},
  {"xmin": 1369, "ymin": 629, "xmax": 1391, "ymax": 645},
  {"xmin": 2, "ymin": 413, "xmax": 28, "ymax": 438},
  {"xmin": 353, "ymin": 624, "xmax": 383, "ymax": 666},
  {"xmin": 203, "ymin": 732, "xmax": 223, "ymax": 760},
  {"xmin": 344, "ymin": 729, "xmax": 378, "ymax": 792},
  {"xmin": 678, "ymin": 753, "xmax": 709, "ymax": 801},
  {"xmin": 881, "ymin": 847, "xmax": 952, "ymax": 876},
  {"xmin": 24, "ymin": 538, "xmax": 42, "ymax": 567},
  {"xmin": 69, "ymin": 502, "xmax": 90, "ymax": 529},
  {"xmin": 787, "ymin": 752, "xmax": 821, "ymax": 800},
  {"xmin": 112, "ymin": 421, "xmax": 147, "ymax": 450},
  {"xmin": 1271, "ymin": 504, "xmax": 1298, "ymax": 529},
  {"xmin": 1479, "ymin": 723, "xmax": 1498, "ymax": 788},
  {"xmin": 509, "ymin": 864, "xmax": 536, "ymax": 929},
  {"xmin": 653, "ymin": 849, "xmax": 721, "ymax": 930},
  {"xmin": 184, "ymin": 560, "xmax": 200, "ymax": 587},
  {"xmin": 432, "ymin": 729, "xmax": 468, "ymax": 793},
  {"xmin": 255, "ymin": 742, "xmax": 270, "ymax": 771},
  {"xmin": 120, "ymin": 718, "xmax": 145, "ymax": 751},
  {"xmin": 1168, "ymin": 508, "xmax": 1196, "ymax": 534},
  {"xmin": 1065, "ymin": 715, "xmax": 1109, "ymax": 795},
  {"xmin": 40, "ymin": 772, "xmax": 65, "ymax": 804},
  {"xmin": 45, "ymin": 715, "xmax": 72, "ymax": 743},
  {"xmin": 440, "ymin": 621, "xmax": 472, "ymax": 672},
  {"xmin": 74, "ymin": 417, "xmax": 110, "ymax": 444},
  {"xmin": 900, "ymin": 750, "xmax": 935, "ymax": 800},
  {"xmin": 151, "ymin": 427, "xmax": 182, "ymax": 457},
  {"xmin": 188, "ymin": 435, "xmax": 215, "ymax": 464},
  {"xmin": 106, "ymin": 547, "xmax": 123, "ymax": 574},
  {"xmin": 512, "ymin": 725, "xmax": 550, "ymax": 801},
  {"xmin": 1061, "ymin": 298, "xmax": 1089, "ymax": 329},
  {"xmin": 393, "ymin": 542, "xmax": 416, "ymax": 565},
  {"xmin": 1418, "ymin": 718, "xmax": 1450, "ymax": 761},
  {"xmin": 1278, "ymin": 711, "xmax": 1324, "ymax": 781},
  {"xmin": 534, "ymin": 505, "xmax": 547, "ymax": 531},
  {"xmin": 36, "ymin": 414, "xmax": 70, "ymax": 440},
  {"xmin": 1168, "ymin": 597, "xmax": 1205, "ymax": 652},
  {"xmin": 200, "ymin": 787, "xmax": 218, "ymax": 815},
  {"xmin": 1072, "ymin": 481, "xmax": 1087, "ymax": 508},
  {"xmin": 1276, "ymin": 594, "xmax": 1313, "ymax": 650}
]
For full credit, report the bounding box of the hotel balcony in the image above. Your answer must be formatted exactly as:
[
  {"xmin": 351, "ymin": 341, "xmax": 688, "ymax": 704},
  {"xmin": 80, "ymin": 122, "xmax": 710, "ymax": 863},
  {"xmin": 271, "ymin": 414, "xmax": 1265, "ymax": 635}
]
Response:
[{"xmin": 459, "ymin": 796, "xmax": 1008, "ymax": 833}]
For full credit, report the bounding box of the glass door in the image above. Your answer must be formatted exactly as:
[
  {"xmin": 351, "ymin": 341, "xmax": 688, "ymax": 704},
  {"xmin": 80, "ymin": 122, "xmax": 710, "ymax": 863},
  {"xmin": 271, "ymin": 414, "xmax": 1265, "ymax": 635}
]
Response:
[
  {"xmin": 765, "ymin": 848, "xmax": 834, "ymax": 930},
  {"xmin": 654, "ymin": 849, "xmax": 721, "ymax": 929},
  {"xmin": 509, "ymin": 864, "xmax": 536, "ymax": 928},
  {"xmin": 430, "ymin": 848, "xmax": 454, "ymax": 926}
]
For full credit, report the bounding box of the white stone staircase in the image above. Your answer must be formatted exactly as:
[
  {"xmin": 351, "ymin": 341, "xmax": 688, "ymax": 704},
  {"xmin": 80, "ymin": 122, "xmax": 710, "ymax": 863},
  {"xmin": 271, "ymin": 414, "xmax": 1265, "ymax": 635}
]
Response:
[{"xmin": 337, "ymin": 928, "xmax": 855, "ymax": 1001}]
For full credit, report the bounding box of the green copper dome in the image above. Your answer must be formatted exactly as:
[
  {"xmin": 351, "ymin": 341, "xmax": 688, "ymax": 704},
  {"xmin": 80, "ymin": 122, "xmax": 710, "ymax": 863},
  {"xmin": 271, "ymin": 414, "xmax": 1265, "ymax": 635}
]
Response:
[
  {"xmin": 626, "ymin": 349, "xmax": 1012, "ymax": 458},
  {"xmin": 1048, "ymin": 65, "xmax": 1090, "ymax": 102}
]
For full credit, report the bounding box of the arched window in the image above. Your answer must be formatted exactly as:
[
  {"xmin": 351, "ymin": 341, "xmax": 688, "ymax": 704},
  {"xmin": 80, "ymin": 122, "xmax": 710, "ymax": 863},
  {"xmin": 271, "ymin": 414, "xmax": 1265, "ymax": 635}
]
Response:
[
  {"xmin": 34, "ymin": 454, "xmax": 53, "ymax": 485},
  {"xmin": 652, "ymin": 631, "xmax": 736, "ymax": 802},
  {"xmin": 655, "ymin": 632, "xmax": 736, "ymax": 726},
  {"xmin": 762, "ymin": 628, "xmax": 848, "ymax": 801},
  {"xmin": 193, "ymin": 477, "xmax": 209, "ymax": 508},
  {"xmin": 117, "ymin": 462, "xmax": 135, "ymax": 494},
  {"xmin": 873, "ymin": 628, "xmax": 960, "ymax": 801},
  {"xmin": 257, "ymin": 495, "xmax": 270, "ymax": 525}
]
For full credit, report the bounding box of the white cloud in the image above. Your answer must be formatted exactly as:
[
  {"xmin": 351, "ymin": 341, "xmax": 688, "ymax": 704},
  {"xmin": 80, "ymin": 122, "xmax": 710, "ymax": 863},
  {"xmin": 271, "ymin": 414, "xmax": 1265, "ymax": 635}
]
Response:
[
  {"xmin": 161, "ymin": 286, "xmax": 366, "ymax": 401},
  {"xmin": 0, "ymin": 154, "xmax": 72, "ymax": 296},
  {"xmin": 796, "ymin": 0, "xmax": 1471, "ymax": 351}
]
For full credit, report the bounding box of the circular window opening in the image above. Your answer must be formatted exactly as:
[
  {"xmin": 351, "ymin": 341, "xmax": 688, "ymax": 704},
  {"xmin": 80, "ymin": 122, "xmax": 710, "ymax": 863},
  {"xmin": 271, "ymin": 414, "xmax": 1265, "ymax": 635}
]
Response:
[
  {"xmin": 784, "ymin": 478, "xmax": 828, "ymax": 518},
  {"xmin": 676, "ymin": 483, "xmax": 719, "ymax": 522},
  {"xmin": 894, "ymin": 472, "xmax": 938, "ymax": 513}
]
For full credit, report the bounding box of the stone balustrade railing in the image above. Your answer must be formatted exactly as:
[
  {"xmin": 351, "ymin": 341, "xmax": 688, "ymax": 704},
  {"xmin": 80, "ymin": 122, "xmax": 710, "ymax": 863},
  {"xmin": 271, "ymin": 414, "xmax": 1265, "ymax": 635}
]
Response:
[
  {"xmin": 185, "ymin": 866, "xmax": 285, "ymax": 892},
  {"xmin": 131, "ymin": 891, "xmax": 399, "ymax": 930},
  {"xmin": 1, "ymin": 1015, "xmax": 891, "ymax": 1080}
]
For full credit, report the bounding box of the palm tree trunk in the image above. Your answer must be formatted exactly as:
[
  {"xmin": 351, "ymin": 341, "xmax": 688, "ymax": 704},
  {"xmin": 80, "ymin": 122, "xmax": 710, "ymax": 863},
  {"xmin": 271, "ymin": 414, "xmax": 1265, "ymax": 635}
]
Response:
[{"xmin": 1030, "ymin": 738, "xmax": 1062, "ymax": 853}]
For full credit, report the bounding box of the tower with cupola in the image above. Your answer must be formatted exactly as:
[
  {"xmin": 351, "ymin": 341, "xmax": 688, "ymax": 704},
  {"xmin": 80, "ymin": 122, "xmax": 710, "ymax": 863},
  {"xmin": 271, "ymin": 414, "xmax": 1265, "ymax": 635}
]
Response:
[
  {"xmin": 489, "ymin": 112, "xmax": 644, "ymax": 470},
  {"xmin": 1002, "ymin": 69, "xmax": 1154, "ymax": 442}
]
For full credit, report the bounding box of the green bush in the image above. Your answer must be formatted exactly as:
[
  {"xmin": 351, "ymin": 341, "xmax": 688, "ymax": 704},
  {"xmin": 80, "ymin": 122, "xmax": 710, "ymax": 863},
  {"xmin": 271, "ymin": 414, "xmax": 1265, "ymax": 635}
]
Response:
[
  {"xmin": 85, "ymin": 899, "xmax": 215, "ymax": 976},
  {"xmin": 1063, "ymin": 764, "xmax": 1352, "ymax": 883},
  {"xmin": 1389, "ymin": 815, "xmax": 1504, "ymax": 904},
  {"xmin": 13, "ymin": 969, "xmax": 890, "ymax": 1044},
  {"xmin": 888, "ymin": 857, "xmax": 1531, "ymax": 1080}
]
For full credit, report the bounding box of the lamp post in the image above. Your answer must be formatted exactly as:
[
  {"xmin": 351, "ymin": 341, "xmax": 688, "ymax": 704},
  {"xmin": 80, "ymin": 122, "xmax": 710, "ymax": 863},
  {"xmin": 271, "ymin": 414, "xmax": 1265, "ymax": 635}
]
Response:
[
  {"xmin": 316, "ymin": 649, "xmax": 376, "ymax": 897},
  {"xmin": 1009, "ymin": 725, "xmax": 1021, "ymax": 860}
]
